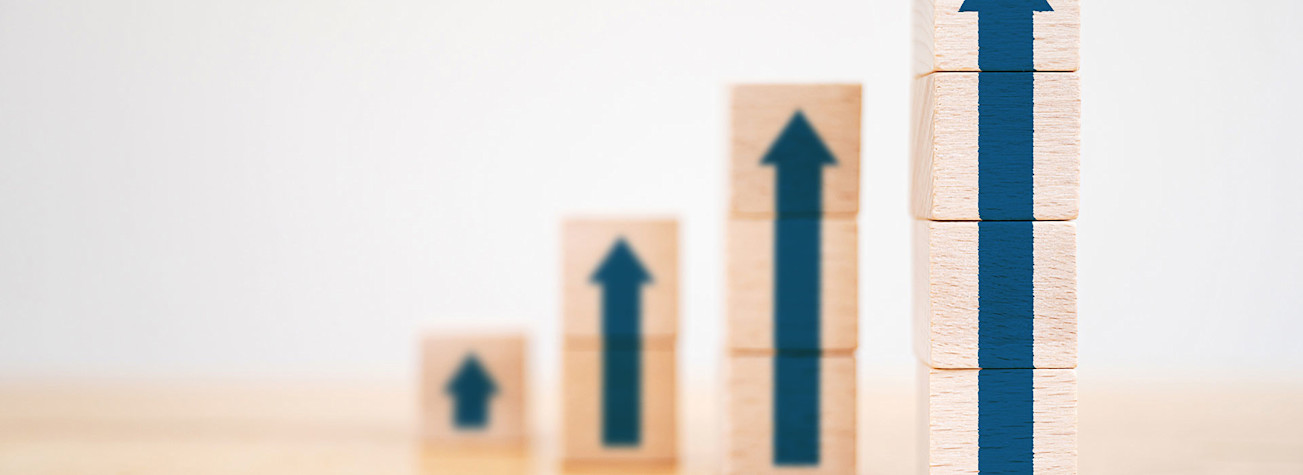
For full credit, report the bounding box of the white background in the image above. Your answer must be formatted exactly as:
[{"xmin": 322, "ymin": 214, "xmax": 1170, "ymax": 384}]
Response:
[{"xmin": 1, "ymin": 0, "xmax": 1301, "ymax": 386}]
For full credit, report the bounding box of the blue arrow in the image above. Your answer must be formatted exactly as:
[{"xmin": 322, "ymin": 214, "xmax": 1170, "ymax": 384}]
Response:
[
  {"xmin": 763, "ymin": 111, "xmax": 835, "ymax": 465},
  {"xmin": 979, "ymin": 369, "xmax": 1034, "ymax": 473},
  {"xmin": 591, "ymin": 238, "xmax": 652, "ymax": 446},
  {"xmin": 446, "ymin": 354, "xmax": 498, "ymax": 429},
  {"xmin": 959, "ymin": 0, "xmax": 1053, "ymax": 72}
]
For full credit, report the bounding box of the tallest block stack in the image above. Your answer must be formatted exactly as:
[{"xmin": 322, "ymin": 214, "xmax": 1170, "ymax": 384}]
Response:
[{"xmin": 913, "ymin": 0, "xmax": 1080, "ymax": 473}]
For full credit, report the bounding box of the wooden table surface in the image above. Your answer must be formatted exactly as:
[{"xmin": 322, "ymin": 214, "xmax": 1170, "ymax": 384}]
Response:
[{"xmin": 1, "ymin": 378, "xmax": 1300, "ymax": 474}]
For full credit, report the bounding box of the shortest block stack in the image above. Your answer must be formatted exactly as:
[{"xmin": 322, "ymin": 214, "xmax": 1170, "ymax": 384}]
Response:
[
  {"xmin": 420, "ymin": 332, "xmax": 528, "ymax": 448},
  {"xmin": 561, "ymin": 218, "xmax": 679, "ymax": 468},
  {"xmin": 725, "ymin": 84, "xmax": 860, "ymax": 474}
]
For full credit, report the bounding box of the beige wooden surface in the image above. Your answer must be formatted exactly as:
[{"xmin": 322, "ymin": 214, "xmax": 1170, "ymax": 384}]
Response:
[{"xmin": 1, "ymin": 378, "xmax": 1301, "ymax": 474}]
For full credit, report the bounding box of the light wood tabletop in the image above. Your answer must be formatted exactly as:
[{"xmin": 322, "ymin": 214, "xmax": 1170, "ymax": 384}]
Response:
[{"xmin": 1, "ymin": 378, "xmax": 1299, "ymax": 474}]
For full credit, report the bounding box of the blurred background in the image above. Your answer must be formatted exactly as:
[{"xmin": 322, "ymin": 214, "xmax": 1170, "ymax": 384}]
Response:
[{"xmin": 1, "ymin": 0, "xmax": 1302, "ymax": 472}]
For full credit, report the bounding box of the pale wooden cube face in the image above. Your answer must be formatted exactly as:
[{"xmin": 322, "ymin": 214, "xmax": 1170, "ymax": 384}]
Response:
[
  {"xmin": 915, "ymin": 0, "xmax": 1080, "ymax": 74},
  {"xmin": 913, "ymin": 221, "xmax": 1077, "ymax": 369},
  {"xmin": 562, "ymin": 219, "xmax": 679, "ymax": 342},
  {"xmin": 561, "ymin": 344, "xmax": 677, "ymax": 464},
  {"xmin": 727, "ymin": 218, "xmax": 858, "ymax": 352},
  {"xmin": 730, "ymin": 84, "xmax": 861, "ymax": 217},
  {"xmin": 420, "ymin": 333, "xmax": 527, "ymax": 447},
  {"xmin": 724, "ymin": 354, "xmax": 856, "ymax": 475},
  {"xmin": 922, "ymin": 367, "xmax": 1078, "ymax": 474}
]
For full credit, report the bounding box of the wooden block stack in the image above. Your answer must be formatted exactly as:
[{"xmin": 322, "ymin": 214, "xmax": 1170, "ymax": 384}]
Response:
[
  {"xmin": 561, "ymin": 219, "xmax": 679, "ymax": 468},
  {"xmin": 913, "ymin": 0, "xmax": 1080, "ymax": 473},
  {"xmin": 420, "ymin": 332, "xmax": 528, "ymax": 448},
  {"xmin": 724, "ymin": 84, "xmax": 861, "ymax": 474}
]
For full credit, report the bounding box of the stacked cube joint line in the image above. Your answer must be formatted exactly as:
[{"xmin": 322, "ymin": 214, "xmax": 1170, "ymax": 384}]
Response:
[
  {"xmin": 562, "ymin": 219, "xmax": 679, "ymax": 467},
  {"xmin": 914, "ymin": 0, "xmax": 1080, "ymax": 473},
  {"xmin": 725, "ymin": 84, "xmax": 861, "ymax": 474}
]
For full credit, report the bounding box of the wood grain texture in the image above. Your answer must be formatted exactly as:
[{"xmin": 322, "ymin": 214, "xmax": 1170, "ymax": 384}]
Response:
[
  {"xmin": 913, "ymin": 220, "xmax": 1076, "ymax": 369},
  {"xmin": 913, "ymin": 0, "xmax": 1080, "ymax": 75},
  {"xmin": 421, "ymin": 332, "xmax": 527, "ymax": 447},
  {"xmin": 731, "ymin": 84, "xmax": 861, "ymax": 217},
  {"xmin": 911, "ymin": 72, "xmax": 1080, "ymax": 221},
  {"xmin": 563, "ymin": 218, "xmax": 678, "ymax": 343},
  {"xmin": 724, "ymin": 354, "xmax": 856, "ymax": 475},
  {"xmin": 727, "ymin": 217, "xmax": 858, "ymax": 352},
  {"xmin": 922, "ymin": 367, "xmax": 1077, "ymax": 474},
  {"xmin": 561, "ymin": 346, "xmax": 677, "ymax": 464}
]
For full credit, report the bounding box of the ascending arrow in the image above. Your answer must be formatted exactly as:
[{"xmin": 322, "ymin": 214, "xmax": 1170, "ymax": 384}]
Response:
[
  {"xmin": 763, "ymin": 111, "xmax": 835, "ymax": 466},
  {"xmin": 960, "ymin": 0, "xmax": 1053, "ymax": 72},
  {"xmin": 446, "ymin": 354, "xmax": 498, "ymax": 429},
  {"xmin": 591, "ymin": 238, "xmax": 652, "ymax": 446}
]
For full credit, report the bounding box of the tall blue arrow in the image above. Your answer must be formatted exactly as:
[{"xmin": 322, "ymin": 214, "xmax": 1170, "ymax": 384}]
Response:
[
  {"xmin": 961, "ymin": 1, "xmax": 1048, "ymax": 472},
  {"xmin": 591, "ymin": 238, "xmax": 651, "ymax": 446},
  {"xmin": 446, "ymin": 354, "xmax": 498, "ymax": 429},
  {"xmin": 763, "ymin": 111, "xmax": 835, "ymax": 466}
]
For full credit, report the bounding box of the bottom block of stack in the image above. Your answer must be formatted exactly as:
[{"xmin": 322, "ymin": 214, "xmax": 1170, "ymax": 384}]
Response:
[
  {"xmin": 725, "ymin": 353, "xmax": 856, "ymax": 474},
  {"xmin": 420, "ymin": 333, "xmax": 527, "ymax": 448},
  {"xmin": 561, "ymin": 344, "xmax": 677, "ymax": 465},
  {"xmin": 922, "ymin": 367, "xmax": 1077, "ymax": 474}
]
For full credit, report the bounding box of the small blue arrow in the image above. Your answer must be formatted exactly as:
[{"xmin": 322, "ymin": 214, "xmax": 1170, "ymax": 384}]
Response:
[
  {"xmin": 959, "ymin": 0, "xmax": 1053, "ymax": 72},
  {"xmin": 591, "ymin": 238, "xmax": 652, "ymax": 446},
  {"xmin": 446, "ymin": 354, "xmax": 498, "ymax": 429},
  {"xmin": 762, "ymin": 111, "xmax": 835, "ymax": 466}
]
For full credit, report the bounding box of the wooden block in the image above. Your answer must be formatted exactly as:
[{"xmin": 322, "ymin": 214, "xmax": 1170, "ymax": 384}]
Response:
[
  {"xmin": 914, "ymin": 0, "xmax": 1080, "ymax": 75},
  {"xmin": 420, "ymin": 332, "xmax": 527, "ymax": 447},
  {"xmin": 728, "ymin": 217, "xmax": 857, "ymax": 352},
  {"xmin": 561, "ymin": 345, "xmax": 677, "ymax": 464},
  {"xmin": 912, "ymin": 72, "xmax": 1080, "ymax": 221},
  {"xmin": 913, "ymin": 220, "xmax": 1076, "ymax": 369},
  {"xmin": 724, "ymin": 353, "xmax": 855, "ymax": 474},
  {"xmin": 731, "ymin": 84, "xmax": 861, "ymax": 217},
  {"xmin": 563, "ymin": 218, "xmax": 678, "ymax": 342},
  {"xmin": 922, "ymin": 367, "xmax": 1077, "ymax": 474}
]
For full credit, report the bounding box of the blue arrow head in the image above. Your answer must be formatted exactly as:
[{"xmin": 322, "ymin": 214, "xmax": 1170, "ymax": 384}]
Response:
[
  {"xmin": 959, "ymin": 0, "xmax": 1053, "ymax": 12},
  {"xmin": 591, "ymin": 238, "xmax": 652, "ymax": 286},
  {"xmin": 761, "ymin": 111, "xmax": 837, "ymax": 168}
]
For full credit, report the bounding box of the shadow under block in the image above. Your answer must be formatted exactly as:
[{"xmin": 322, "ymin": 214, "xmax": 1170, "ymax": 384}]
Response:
[
  {"xmin": 728, "ymin": 217, "xmax": 857, "ymax": 352},
  {"xmin": 922, "ymin": 367, "xmax": 1077, "ymax": 474},
  {"xmin": 914, "ymin": 0, "xmax": 1080, "ymax": 75},
  {"xmin": 563, "ymin": 218, "xmax": 678, "ymax": 342},
  {"xmin": 912, "ymin": 72, "xmax": 1080, "ymax": 221},
  {"xmin": 914, "ymin": 220, "xmax": 1076, "ymax": 369},
  {"xmin": 724, "ymin": 353, "xmax": 855, "ymax": 475},
  {"xmin": 420, "ymin": 333, "xmax": 527, "ymax": 447},
  {"xmin": 561, "ymin": 344, "xmax": 677, "ymax": 464},
  {"xmin": 731, "ymin": 84, "xmax": 861, "ymax": 217}
]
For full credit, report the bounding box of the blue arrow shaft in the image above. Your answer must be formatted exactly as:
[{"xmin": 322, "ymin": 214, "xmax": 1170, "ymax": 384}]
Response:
[
  {"xmin": 775, "ymin": 165, "xmax": 824, "ymax": 215},
  {"xmin": 774, "ymin": 354, "xmax": 820, "ymax": 465},
  {"xmin": 601, "ymin": 284, "xmax": 642, "ymax": 338},
  {"xmin": 772, "ymin": 218, "xmax": 821, "ymax": 464},
  {"xmin": 600, "ymin": 283, "xmax": 642, "ymax": 446},
  {"xmin": 979, "ymin": 369, "xmax": 1034, "ymax": 473},
  {"xmin": 978, "ymin": 221, "xmax": 1034, "ymax": 367},
  {"xmin": 978, "ymin": 73, "xmax": 1036, "ymax": 220},
  {"xmin": 453, "ymin": 396, "xmax": 490, "ymax": 429},
  {"xmin": 975, "ymin": 9, "xmax": 1036, "ymax": 71}
]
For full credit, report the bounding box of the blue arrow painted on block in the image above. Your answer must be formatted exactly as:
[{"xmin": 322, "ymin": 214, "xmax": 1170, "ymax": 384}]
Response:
[
  {"xmin": 979, "ymin": 369, "xmax": 1034, "ymax": 473},
  {"xmin": 959, "ymin": 0, "xmax": 1053, "ymax": 72},
  {"xmin": 763, "ymin": 111, "xmax": 835, "ymax": 466},
  {"xmin": 591, "ymin": 238, "xmax": 651, "ymax": 446},
  {"xmin": 446, "ymin": 354, "xmax": 498, "ymax": 429}
]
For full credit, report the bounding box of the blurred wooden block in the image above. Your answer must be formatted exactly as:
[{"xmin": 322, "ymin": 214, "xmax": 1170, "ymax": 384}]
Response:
[
  {"xmin": 912, "ymin": 72, "xmax": 1080, "ymax": 221},
  {"xmin": 724, "ymin": 353, "xmax": 855, "ymax": 474},
  {"xmin": 728, "ymin": 217, "xmax": 857, "ymax": 351},
  {"xmin": 563, "ymin": 218, "xmax": 678, "ymax": 343},
  {"xmin": 420, "ymin": 333, "xmax": 527, "ymax": 447},
  {"xmin": 914, "ymin": 0, "xmax": 1080, "ymax": 74},
  {"xmin": 914, "ymin": 220, "xmax": 1076, "ymax": 369},
  {"xmin": 561, "ymin": 344, "xmax": 677, "ymax": 464},
  {"xmin": 731, "ymin": 84, "xmax": 861, "ymax": 217},
  {"xmin": 923, "ymin": 367, "xmax": 1077, "ymax": 474}
]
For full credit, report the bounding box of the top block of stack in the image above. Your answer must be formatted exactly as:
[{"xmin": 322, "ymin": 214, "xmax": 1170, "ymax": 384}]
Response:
[
  {"xmin": 915, "ymin": 0, "xmax": 1080, "ymax": 74},
  {"xmin": 731, "ymin": 84, "xmax": 861, "ymax": 217},
  {"xmin": 563, "ymin": 218, "xmax": 678, "ymax": 345}
]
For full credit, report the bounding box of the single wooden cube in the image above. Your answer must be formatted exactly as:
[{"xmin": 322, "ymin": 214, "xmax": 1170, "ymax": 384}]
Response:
[
  {"xmin": 912, "ymin": 72, "xmax": 1080, "ymax": 221},
  {"xmin": 724, "ymin": 353, "xmax": 856, "ymax": 475},
  {"xmin": 420, "ymin": 332, "xmax": 527, "ymax": 447},
  {"xmin": 914, "ymin": 0, "xmax": 1080, "ymax": 75},
  {"xmin": 728, "ymin": 217, "xmax": 857, "ymax": 352},
  {"xmin": 923, "ymin": 367, "xmax": 1077, "ymax": 474},
  {"xmin": 914, "ymin": 220, "xmax": 1076, "ymax": 369},
  {"xmin": 561, "ymin": 342, "xmax": 677, "ymax": 465},
  {"xmin": 563, "ymin": 218, "xmax": 678, "ymax": 343},
  {"xmin": 731, "ymin": 84, "xmax": 861, "ymax": 217}
]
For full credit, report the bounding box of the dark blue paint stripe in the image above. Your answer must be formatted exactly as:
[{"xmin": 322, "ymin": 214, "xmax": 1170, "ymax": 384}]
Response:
[
  {"xmin": 979, "ymin": 369, "xmax": 1035, "ymax": 473},
  {"xmin": 979, "ymin": 221, "xmax": 1035, "ymax": 368},
  {"xmin": 977, "ymin": 73, "xmax": 1036, "ymax": 220},
  {"xmin": 774, "ymin": 354, "xmax": 820, "ymax": 465},
  {"xmin": 601, "ymin": 344, "xmax": 641, "ymax": 446},
  {"xmin": 774, "ymin": 218, "xmax": 821, "ymax": 350},
  {"xmin": 959, "ymin": 0, "xmax": 1052, "ymax": 72}
]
